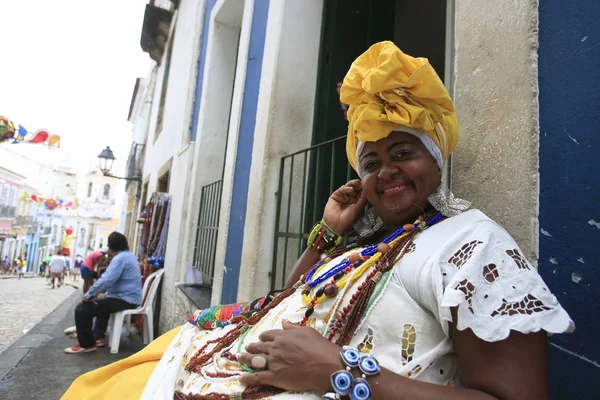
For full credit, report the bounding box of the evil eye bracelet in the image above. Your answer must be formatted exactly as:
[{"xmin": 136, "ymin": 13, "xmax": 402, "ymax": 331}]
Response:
[{"xmin": 324, "ymin": 346, "xmax": 381, "ymax": 400}]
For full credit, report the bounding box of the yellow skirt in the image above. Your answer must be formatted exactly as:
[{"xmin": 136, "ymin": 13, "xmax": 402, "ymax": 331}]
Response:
[{"xmin": 61, "ymin": 327, "xmax": 181, "ymax": 400}]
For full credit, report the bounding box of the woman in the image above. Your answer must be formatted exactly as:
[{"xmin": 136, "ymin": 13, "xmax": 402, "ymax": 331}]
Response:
[{"xmin": 63, "ymin": 42, "xmax": 572, "ymax": 399}]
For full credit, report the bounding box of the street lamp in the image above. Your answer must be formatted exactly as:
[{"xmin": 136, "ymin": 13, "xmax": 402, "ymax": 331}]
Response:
[
  {"xmin": 97, "ymin": 146, "xmax": 141, "ymax": 182},
  {"xmin": 97, "ymin": 146, "xmax": 116, "ymax": 175}
]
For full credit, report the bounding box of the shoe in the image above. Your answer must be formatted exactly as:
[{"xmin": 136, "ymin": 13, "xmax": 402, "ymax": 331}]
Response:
[
  {"xmin": 64, "ymin": 326, "xmax": 77, "ymax": 334},
  {"xmin": 64, "ymin": 344, "xmax": 96, "ymax": 354},
  {"xmin": 95, "ymin": 338, "xmax": 107, "ymax": 348}
]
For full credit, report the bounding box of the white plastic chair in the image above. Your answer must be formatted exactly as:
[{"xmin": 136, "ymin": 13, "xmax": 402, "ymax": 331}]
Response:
[{"xmin": 107, "ymin": 268, "xmax": 165, "ymax": 353}]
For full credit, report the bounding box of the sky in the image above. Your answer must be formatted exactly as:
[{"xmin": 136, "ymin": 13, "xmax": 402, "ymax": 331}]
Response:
[{"xmin": 0, "ymin": 0, "xmax": 151, "ymax": 178}]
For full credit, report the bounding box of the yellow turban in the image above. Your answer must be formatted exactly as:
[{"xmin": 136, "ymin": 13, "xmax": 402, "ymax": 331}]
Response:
[{"xmin": 340, "ymin": 41, "xmax": 459, "ymax": 171}]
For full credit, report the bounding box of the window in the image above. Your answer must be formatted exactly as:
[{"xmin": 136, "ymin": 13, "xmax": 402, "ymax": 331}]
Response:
[
  {"xmin": 154, "ymin": 30, "xmax": 176, "ymax": 141},
  {"xmin": 78, "ymin": 228, "xmax": 86, "ymax": 248},
  {"xmin": 52, "ymin": 224, "xmax": 59, "ymax": 245},
  {"xmin": 65, "ymin": 183, "xmax": 76, "ymax": 196},
  {"xmin": 157, "ymin": 171, "xmax": 170, "ymax": 193},
  {"xmin": 87, "ymin": 182, "xmax": 93, "ymax": 198},
  {"xmin": 140, "ymin": 182, "xmax": 149, "ymax": 211},
  {"xmin": 9, "ymin": 186, "xmax": 17, "ymax": 206},
  {"xmin": 0, "ymin": 184, "xmax": 8, "ymax": 205},
  {"xmin": 103, "ymin": 184, "xmax": 111, "ymax": 200}
]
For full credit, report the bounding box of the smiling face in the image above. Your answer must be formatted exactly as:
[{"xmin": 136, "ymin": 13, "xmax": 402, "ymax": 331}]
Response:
[{"xmin": 357, "ymin": 131, "xmax": 441, "ymax": 229}]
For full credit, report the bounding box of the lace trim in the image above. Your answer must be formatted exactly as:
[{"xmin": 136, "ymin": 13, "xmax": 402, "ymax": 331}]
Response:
[{"xmin": 435, "ymin": 222, "xmax": 574, "ymax": 342}]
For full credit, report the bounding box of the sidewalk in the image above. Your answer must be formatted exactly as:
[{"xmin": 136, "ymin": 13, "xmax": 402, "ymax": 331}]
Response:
[
  {"xmin": 0, "ymin": 273, "xmax": 38, "ymax": 279},
  {"xmin": 0, "ymin": 291, "xmax": 145, "ymax": 399}
]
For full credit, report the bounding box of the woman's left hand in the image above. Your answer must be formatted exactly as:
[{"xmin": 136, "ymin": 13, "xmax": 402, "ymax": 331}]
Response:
[{"xmin": 238, "ymin": 320, "xmax": 342, "ymax": 393}]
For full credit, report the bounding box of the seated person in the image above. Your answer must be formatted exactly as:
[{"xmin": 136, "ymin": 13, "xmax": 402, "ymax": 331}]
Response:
[
  {"xmin": 64, "ymin": 232, "xmax": 142, "ymax": 354},
  {"xmin": 62, "ymin": 42, "xmax": 573, "ymax": 399}
]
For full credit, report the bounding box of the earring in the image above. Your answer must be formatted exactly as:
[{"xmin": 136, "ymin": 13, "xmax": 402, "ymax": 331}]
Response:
[
  {"xmin": 427, "ymin": 185, "xmax": 471, "ymax": 217},
  {"xmin": 353, "ymin": 207, "xmax": 384, "ymax": 238}
]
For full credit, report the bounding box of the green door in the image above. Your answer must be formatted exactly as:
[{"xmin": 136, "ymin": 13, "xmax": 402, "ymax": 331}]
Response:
[
  {"xmin": 313, "ymin": 0, "xmax": 396, "ymax": 145},
  {"xmin": 304, "ymin": 0, "xmax": 396, "ymax": 230},
  {"xmin": 271, "ymin": 0, "xmax": 449, "ymax": 289}
]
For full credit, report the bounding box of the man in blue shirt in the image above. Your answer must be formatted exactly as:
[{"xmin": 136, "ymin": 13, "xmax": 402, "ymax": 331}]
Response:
[{"xmin": 65, "ymin": 232, "xmax": 142, "ymax": 354}]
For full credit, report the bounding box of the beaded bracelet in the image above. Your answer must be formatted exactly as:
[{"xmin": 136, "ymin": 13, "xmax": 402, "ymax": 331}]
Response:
[
  {"xmin": 324, "ymin": 346, "xmax": 380, "ymax": 400},
  {"xmin": 307, "ymin": 220, "xmax": 344, "ymax": 253}
]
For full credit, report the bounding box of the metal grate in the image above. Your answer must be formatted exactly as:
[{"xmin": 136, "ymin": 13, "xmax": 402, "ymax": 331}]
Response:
[
  {"xmin": 270, "ymin": 136, "xmax": 356, "ymax": 290},
  {"xmin": 192, "ymin": 179, "xmax": 223, "ymax": 281}
]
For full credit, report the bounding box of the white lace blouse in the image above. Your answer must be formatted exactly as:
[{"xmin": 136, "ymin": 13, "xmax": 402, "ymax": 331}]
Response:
[{"xmin": 142, "ymin": 209, "xmax": 573, "ymax": 399}]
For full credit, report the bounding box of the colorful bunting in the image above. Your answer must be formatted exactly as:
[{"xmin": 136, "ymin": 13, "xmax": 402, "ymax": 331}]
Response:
[
  {"xmin": 0, "ymin": 115, "xmax": 61, "ymax": 147},
  {"xmin": 18, "ymin": 191, "xmax": 80, "ymax": 211}
]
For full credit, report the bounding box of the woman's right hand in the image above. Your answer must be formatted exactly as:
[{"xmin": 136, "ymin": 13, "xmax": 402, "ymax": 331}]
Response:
[{"xmin": 322, "ymin": 179, "xmax": 367, "ymax": 236}]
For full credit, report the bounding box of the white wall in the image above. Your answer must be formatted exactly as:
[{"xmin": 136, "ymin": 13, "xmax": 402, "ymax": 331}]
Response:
[
  {"xmin": 120, "ymin": 73, "xmax": 156, "ymax": 243},
  {"xmin": 135, "ymin": 0, "xmax": 210, "ymax": 332},
  {"xmin": 138, "ymin": 0, "xmax": 330, "ymax": 330},
  {"xmin": 452, "ymin": 0, "xmax": 540, "ymax": 261},
  {"xmin": 129, "ymin": 78, "xmax": 150, "ymax": 143},
  {"xmin": 184, "ymin": 0, "xmax": 253, "ymax": 305},
  {"xmin": 140, "ymin": 0, "xmax": 202, "ymax": 193},
  {"xmin": 232, "ymin": 0, "xmax": 324, "ymax": 301},
  {"xmin": 142, "ymin": 18, "xmax": 185, "ymax": 195}
]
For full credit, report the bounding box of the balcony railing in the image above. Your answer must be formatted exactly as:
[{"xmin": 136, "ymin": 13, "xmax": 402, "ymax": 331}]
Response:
[
  {"xmin": 270, "ymin": 136, "xmax": 356, "ymax": 290},
  {"xmin": 192, "ymin": 180, "xmax": 223, "ymax": 282},
  {"xmin": 125, "ymin": 142, "xmax": 145, "ymax": 186}
]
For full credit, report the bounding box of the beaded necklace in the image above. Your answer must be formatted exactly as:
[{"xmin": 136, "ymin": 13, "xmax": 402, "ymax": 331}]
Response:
[
  {"xmin": 333, "ymin": 212, "xmax": 443, "ymax": 345},
  {"xmin": 304, "ymin": 222, "xmax": 408, "ymax": 290},
  {"xmin": 176, "ymin": 212, "xmax": 444, "ymax": 400},
  {"xmin": 299, "ymin": 213, "xmax": 442, "ymax": 315}
]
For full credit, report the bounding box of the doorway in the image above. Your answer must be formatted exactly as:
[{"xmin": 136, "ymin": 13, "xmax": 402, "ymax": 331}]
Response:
[
  {"xmin": 191, "ymin": 0, "xmax": 246, "ymax": 285},
  {"xmin": 270, "ymin": 0, "xmax": 451, "ymax": 289},
  {"xmin": 306, "ymin": 0, "xmax": 448, "ymax": 229}
]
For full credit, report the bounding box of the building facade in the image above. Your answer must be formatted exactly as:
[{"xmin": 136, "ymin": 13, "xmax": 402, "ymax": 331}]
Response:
[
  {"xmin": 0, "ymin": 167, "xmax": 25, "ymax": 266},
  {"xmin": 122, "ymin": 1, "xmax": 599, "ymax": 397},
  {"xmin": 0, "ymin": 148, "xmax": 123, "ymax": 272}
]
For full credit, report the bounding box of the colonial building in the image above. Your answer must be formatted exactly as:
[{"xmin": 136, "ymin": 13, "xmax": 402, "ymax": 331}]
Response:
[
  {"xmin": 0, "ymin": 167, "xmax": 25, "ymax": 265},
  {"xmin": 121, "ymin": 1, "xmax": 598, "ymax": 396},
  {"xmin": 0, "ymin": 148, "xmax": 123, "ymax": 272}
]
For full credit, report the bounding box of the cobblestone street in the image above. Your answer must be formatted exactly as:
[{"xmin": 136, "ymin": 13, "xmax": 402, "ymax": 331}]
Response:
[{"xmin": 0, "ymin": 276, "xmax": 77, "ymax": 354}]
